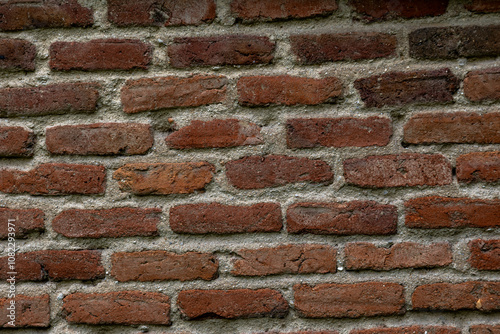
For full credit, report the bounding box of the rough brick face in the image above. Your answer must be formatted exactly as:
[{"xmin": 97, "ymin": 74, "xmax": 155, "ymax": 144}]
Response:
[
  {"xmin": 0, "ymin": 295, "xmax": 50, "ymax": 328},
  {"xmin": 351, "ymin": 326, "xmax": 461, "ymax": 334},
  {"xmin": 457, "ymin": 151, "xmax": 500, "ymax": 183},
  {"xmin": 466, "ymin": 0, "xmax": 500, "ymax": 12},
  {"xmin": 231, "ymin": 0, "xmax": 337, "ymax": 21},
  {"xmin": 294, "ymin": 282, "xmax": 405, "ymax": 318},
  {"xmin": 0, "ymin": 126, "xmax": 35, "ymax": 157},
  {"xmin": 0, "ymin": 39, "xmax": 35, "ymax": 71},
  {"xmin": 464, "ymin": 68, "xmax": 500, "ymax": 102},
  {"xmin": 469, "ymin": 239, "xmax": 500, "ymax": 270},
  {"xmin": 470, "ymin": 325, "xmax": 500, "ymax": 334},
  {"xmin": 0, "ymin": 208, "xmax": 44, "ymax": 239},
  {"xmin": 349, "ymin": 0, "xmax": 449, "ymax": 21}
]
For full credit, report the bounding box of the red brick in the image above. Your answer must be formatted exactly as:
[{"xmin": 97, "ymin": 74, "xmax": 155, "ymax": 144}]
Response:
[
  {"xmin": 287, "ymin": 117, "xmax": 391, "ymax": 148},
  {"xmin": 0, "ymin": 163, "xmax": 105, "ymax": 195},
  {"xmin": 0, "ymin": 250, "xmax": 104, "ymax": 281},
  {"xmin": 464, "ymin": 68, "xmax": 500, "ymax": 102},
  {"xmin": 0, "ymin": 126, "xmax": 35, "ymax": 157},
  {"xmin": 287, "ymin": 201, "xmax": 397, "ymax": 235},
  {"xmin": 457, "ymin": 151, "xmax": 500, "ymax": 183},
  {"xmin": 170, "ymin": 202, "xmax": 282, "ymax": 234},
  {"xmin": 466, "ymin": 0, "xmax": 500, "ymax": 12},
  {"xmin": 231, "ymin": 0, "xmax": 337, "ymax": 21},
  {"xmin": 46, "ymin": 123, "xmax": 153, "ymax": 155},
  {"xmin": 349, "ymin": 0, "xmax": 448, "ymax": 21},
  {"xmin": 254, "ymin": 332, "xmax": 338, "ymax": 334},
  {"xmin": 404, "ymin": 112, "xmax": 500, "ymax": 144},
  {"xmin": 166, "ymin": 119, "xmax": 262, "ymax": 149},
  {"xmin": 0, "ymin": 39, "xmax": 35, "ymax": 71},
  {"xmin": 354, "ymin": 68, "xmax": 459, "ymax": 108},
  {"xmin": 237, "ymin": 76, "xmax": 342, "ymax": 106},
  {"xmin": 113, "ymin": 162, "xmax": 214, "ymax": 195},
  {"xmin": 0, "ymin": 295, "xmax": 50, "ymax": 328},
  {"xmin": 0, "ymin": 83, "xmax": 99, "ymax": 117},
  {"xmin": 226, "ymin": 155, "xmax": 333, "ymax": 189},
  {"xmin": 63, "ymin": 291, "xmax": 170, "ymax": 325},
  {"xmin": 412, "ymin": 281, "xmax": 500, "ymax": 311},
  {"xmin": 168, "ymin": 35, "xmax": 275, "ymax": 68},
  {"xmin": 177, "ymin": 289, "xmax": 288, "ymax": 319},
  {"xmin": 108, "ymin": 0, "xmax": 216, "ymax": 26},
  {"xmin": 52, "ymin": 208, "xmax": 161, "ymax": 238},
  {"xmin": 121, "ymin": 75, "xmax": 227, "ymax": 113},
  {"xmin": 405, "ymin": 196, "xmax": 500, "ymax": 229},
  {"xmin": 111, "ymin": 251, "xmax": 218, "ymax": 281},
  {"xmin": 50, "ymin": 39, "xmax": 152, "ymax": 71},
  {"xmin": 344, "ymin": 153, "xmax": 452, "ymax": 188},
  {"xmin": 469, "ymin": 239, "xmax": 500, "ymax": 270},
  {"xmin": 351, "ymin": 326, "xmax": 461, "ymax": 334},
  {"xmin": 294, "ymin": 282, "xmax": 405, "ymax": 318},
  {"xmin": 291, "ymin": 33, "xmax": 396, "ymax": 64},
  {"xmin": 470, "ymin": 325, "xmax": 500, "ymax": 334},
  {"xmin": 410, "ymin": 25, "xmax": 500, "ymax": 59},
  {"xmin": 0, "ymin": 0, "xmax": 93, "ymax": 31},
  {"xmin": 0, "ymin": 208, "xmax": 44, "ymax": 239},
  {"xmin": 345, "ymin": 242, "xmax": 452, "ymax": 270}
]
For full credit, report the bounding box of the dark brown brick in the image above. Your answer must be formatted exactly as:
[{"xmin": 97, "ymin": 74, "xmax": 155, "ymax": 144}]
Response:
[
  {"xmin": 464, "ymin": 68, "xmax": 500, "ymax": 102},
  {"xmin": 349, "ymin": 0, "xmax": 448, "ymax": 21},
  {"xmin": 469, "ymin": 239, "xmax": 500, "ymax": 270},
  {"xmin": 466, "ymin": 0, "xmax": 500, "ymax": 12},
  {"xmin": 470, "ymin": 325, "xmax": 500, "ymax": 334},
  {"xmin": 0, "ymin": 295, "xmax": 50, "ymax": 328},
  {"xmin": 231, "ymin": 0, "xmax": 337, "ymax": 21},
  {"xmin": 351, "ymin": 326, "xmax": 461, "ymax": 334},
  {"xmin": 0, "ymin": 208, "xmax": 44, "ymax": 239},
  {"xmin": 457, "ymin": 151, "xmax": 500, "ymax": 183},
  {"xmin": 0, "ymin": 126, "xmax": 35, "ymax": 157},
  {"xmin": 0, "ymin": 39, "xmax": 35, "ymax": 71}
]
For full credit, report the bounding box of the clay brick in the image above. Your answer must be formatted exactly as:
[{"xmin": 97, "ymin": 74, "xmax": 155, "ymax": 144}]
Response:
[
  {"xmin": 226, "ymin": 155, "xmax": 333, "ymax": 189},
  {"xmin": 50, "ymin": 39, "xmax": 152, "ymax": 71},
  {"xmin": 0, "ymin": 126, "xmax": 35, "ymax": 157},
  {"xmin": 111, "ymin": 251, "xmax": 218, "ymax": 281},
  {"xmin": 412, "ymin": 281, "xmax": 500, "ymax": 311},
  {"xmin": 0, "ymin": 39, "xmax": 35, "ymax": 71},
  {"xmin": 0, "ymin": 295, "xmax": 50, "ymax": 328},
  {"xmin": 108, "ymin": 0, "xmax": 216, "ymax": 26},
  {"xmin": 294, "ymin": 282, "xmax": 405, "ymax": 318},
  {"xmin": 46, "ymin": 123, "xmax": 153, "ymax": 155},
  {"xmin": 457, "ymin": 151, "xmax": 500, "ymax": 183},
  {"xmin": 0, "ymin": 83, "xmax": 99, "ymax": 117},
  {"xmin": 349, "ymin": 0, "xmax": 448, "ymax": 21},
  {"xmin": 113, "ymin": 162, "xmax": 214, "ymax": 195},
  {"xmin": 0, "ymin": 208, "xmax": 44, "ymax": 239},
  {"xmin": 354, "ymin": 68, "xmax": 459, "ymax": 108},
  {"xmin": 409, "ymin": 25, "xmax": 500, "ymax": 59},
  {"xmin": 231, "ymin": 0, "xmax": 337, "ymax": 21},
  {"xmin": 351, "ymin": 326, "xmax": 461, "ymax": 334},
  {"xmin": 344, "ymin": 153, "xmax": 452, "ymax": 188},
  {"xmin": 166, "ymin": 119, "xmax": 262, "ymax": 149},
  {"xmin": 466, "ymin": 0, "xmax": 500, "ymax": 12},
  {"xmin": 170, "ymin": 202, "xmax": 282, "ymax": 234},
  {"xmin": 52, "ymin": 208, "xmax": 161, "ymax": 238},
  {"xmin": 0, "ymin": 163, "xmax": 106, "ymax": 195},
  {"xmin": 177, "ymin": 289, "xmax": 288, "ymax": 319},
  {"xmin": 168, "ymin": 35, "xmax": 275, "ymax": 68},
  {"xmin": 345, "ymin": 242, "xmax": 452, "ymax": 270},
  {"xmin": 469, "ymin": 239, "xmax": 500, "ymax": 270},
  {"xmin": 121, "ymin": 75, "xmax": 228, "ymax": 113},
  {"xmin": 287, "ymin": 117, "xmax": 391, "ymax": 148},
  {"xmin": 232, "ymin": 244, "xmax": 336, "ymax": 276},
  {"xmin": 0, "ymin": 250, "xmax": 104, "ymax": 281},
  {"xmin": 470, "ymin": 325, "xmax": 500, "ymax": 334},
  {"xmin": 287, "ymin": 201, "xmax": 397, "ymax": 235},
  {"xmin": 291, "ymin": 33, "xmax": 396, "ymax": 64},
  {"xmin": 0, "ymin": 0, "xmax": 93, "ymax": 31},
  {"xmin": 405, "ymin": 196, "xmax": 500, "ymax": 229},
  {"xmin": 237, "ymin": 76, "xmax": 342, "ymax": 106},
  {"xmin": 464, "ymin": 68, "xmax": 500, "ymax": 102},
  {"xmin": 63, "ymin": 291, "xmax": 170, "ymax": 325}
]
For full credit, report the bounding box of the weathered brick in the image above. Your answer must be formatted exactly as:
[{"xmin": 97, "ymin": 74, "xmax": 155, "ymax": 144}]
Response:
[
  {"xmin": 168, "ymin": 36, "xmax": 275, "ymax": 68},
  {"xmin": 108, "ymin": 0, "xmax": 216, "ymax": 26},
  {"xmin": 63, "ymin": 291, "xmax": 170, "ymax": 325},
  {"xmin": 287, "ymin": 201, "xmax": 397, "ymax": 235},
  {"xmin": 226, "ymin": 155, "xmax": 333, "ymax": 189},
  {"xmin": 349, "ymin": 0, "xmax": 448, "ymax": 21},
  {"xmin": 0, "ymin": 163, "xmax": 106, "ymax": 195},
  {"xmin": 111, "ymin": 251, "xmax": 218, "ymax": 281},
  {"xmin": 409, "ymin": 25, "xmax": 500, "ymax": 59},
  {"xmin": 287, "ymin": 117, "xmax": 391, "ymax": 148},
  {"xmin": 351, "ymin": 326, "xmax": 461, "ymax": 334},
  {"xmin": 231, "ymin": 0, "xmax": 337, "ymax": 21},
  {"xmin": 52, "ymin": 208, "xmax": 161, "ymax": 238},
  {"xmin": 470, "ymin": 325, "xmax": 500, "ymax": 334},
  {"xmin": 457, "ymin": 151, "xmax": 500, "ymax": 183},
  {"xmin": 46, "ymin": 123, "xmax": 153, "ymax": 155},
  {"xmin": 464, "ymin": 68, "xmax": 500, "ymax": 102},
  {"xmin": 466, "ymin": 0, "xmax": 500, "ymax": 12},
  {"xmin": 113, "ymin": 162, "xmax": 214, "ymax": 195},
  {"xmin": 0, "ymin": 83, "xmax": 99, "ymax": 117},
  {"xmin": 50, "ymin": 39, "xmax": 152, "ymax": 71},
  {"xmin": 405, "ymin": 196, "xmax": 500, "ymax": 229},
  {"xmin": 170, "ymin": 202, "xmax": 282, "ymax": 234},
  {"xmin": 354, "ymin": 68, "xmax": 459, "ymax": 108},
  {"xmin": 344, "ymin": 153, "xmax": 452, "ymax": 188},
  {"xmin": 0, "ymin": 295, "xmax": 50, "ymax": 328},
  {"xmin": 345, "ymin": 242, "xmax": 452, "ymax": 270},
  {"xmin": 0, "ymin": 0, "xmax": 93, "ymax": 31},
  {"xmin": 121, "ymin": 75, "xmax": 227, "ymax": 113},
  {"xmin": 291, "ymin": 33, "xmax": 396, "ymax": 64},
  {"xmin": 469, "ymin": 239, "xmax": 500, "ymax": 270},
  {"xmin": 166, "ymin": 119, "xmax": 262, "ymax": 149},
  {"xmin": 0, "ymin": 126, "xmax": 35, "ymax": 157},
  {"xmin": 294, "ymin": 282, "xmax": 405, "ymax": 318},
  {"xmin": 177, "ymin": 289, "xmax": 288, "ymax": 319},
  {"xmin": 237, "ymin": 76, "xmax": 342, "ymax": 106},
  {"xmin": 0, "ymin": 208, "xmax": 44, "ymax": 239},
  {"xmin": 0, "ymin": 250, "xmax": 104, "ymax": 281},
  {"xmin": 0, "ymin": 39, "xmax": 35, "ymax": 71}
]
